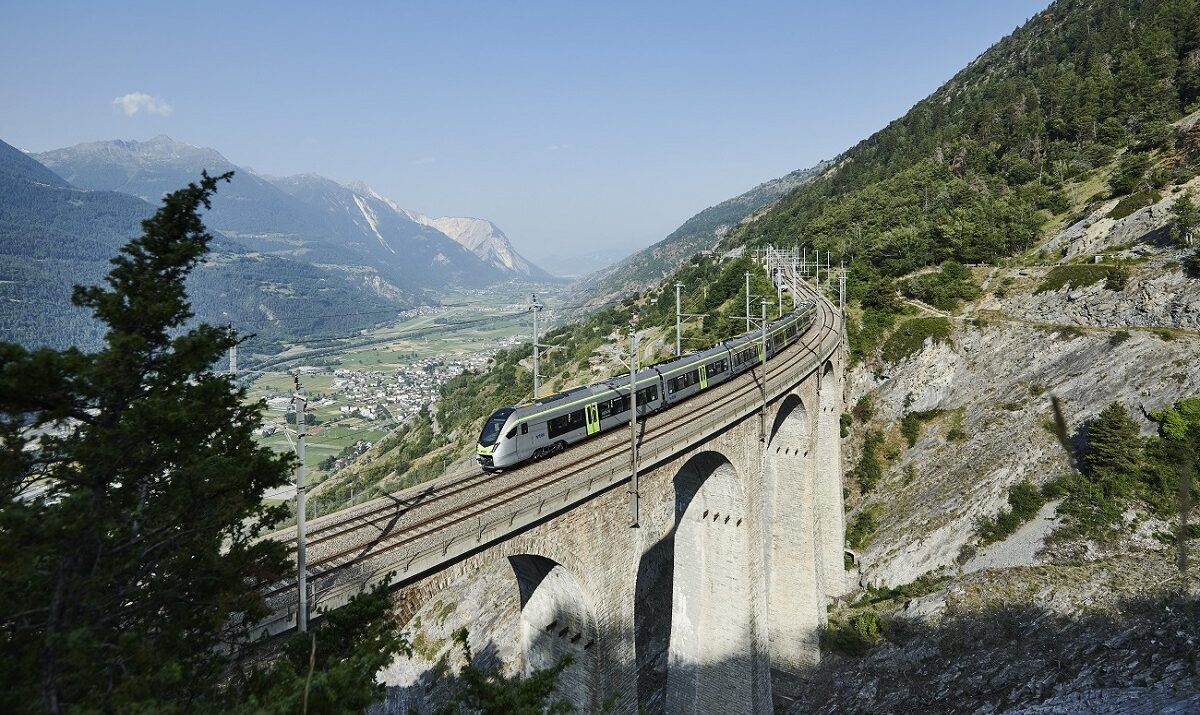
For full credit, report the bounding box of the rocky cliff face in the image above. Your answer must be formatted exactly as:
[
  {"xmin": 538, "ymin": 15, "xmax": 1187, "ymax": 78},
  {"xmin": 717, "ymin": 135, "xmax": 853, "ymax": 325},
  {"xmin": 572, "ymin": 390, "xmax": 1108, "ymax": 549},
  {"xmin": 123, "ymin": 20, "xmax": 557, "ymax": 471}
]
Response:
[
  {"xmin": 402, "ymin": 210, "xmax": 554, "ymax": 281},
  {"xmin": 778, "ymin": 193, "xmax": 1200, "ymax": 713}
]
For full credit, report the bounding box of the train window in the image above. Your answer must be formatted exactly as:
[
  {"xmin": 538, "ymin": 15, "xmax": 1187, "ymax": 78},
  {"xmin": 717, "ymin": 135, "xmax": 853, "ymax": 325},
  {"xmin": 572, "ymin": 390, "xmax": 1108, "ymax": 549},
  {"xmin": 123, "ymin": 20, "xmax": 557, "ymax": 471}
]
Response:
[
  {"xmin": 668, "ymin": 369, "xmax": 699, "ymax": 393},
  {"xmin": 636, "ymin": 385, "xmax": 659, "ymax": 406},
  {"xmin": 734, "ymin": 347, "xmax": 756, "ymax": 366},
  {"xmin": 506, "ymin": 427, "xmax": 517, "ymax": 439},
  {"xmin": 707, "ymin": 359, "xmax": 727, "ymax": 376},
  {"xmin": 547, "ymin": 409, "xmax": 586, "ymax": 438},
  {"xmin": 598, "ymin": 395, "xmax": 630, "ymax": 419},
  {"xmin": 521, "ymin": 423, "xmax": 529, "ymax": 435}
]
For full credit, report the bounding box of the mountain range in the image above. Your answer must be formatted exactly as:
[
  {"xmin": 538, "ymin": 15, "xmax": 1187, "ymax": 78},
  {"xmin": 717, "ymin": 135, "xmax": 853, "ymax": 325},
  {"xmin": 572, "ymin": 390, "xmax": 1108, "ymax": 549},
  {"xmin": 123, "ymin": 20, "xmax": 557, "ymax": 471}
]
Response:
[
  {"xmin": 1, "ymin": 135, "xmax": 555, "ymax": 353},
  {"xmin": 34, "ymin": 135, "xmax": 552, "ymax": 287},
  {"xmin": 0, "ymin": 138, "xmax": 397, "ymax": 352}
]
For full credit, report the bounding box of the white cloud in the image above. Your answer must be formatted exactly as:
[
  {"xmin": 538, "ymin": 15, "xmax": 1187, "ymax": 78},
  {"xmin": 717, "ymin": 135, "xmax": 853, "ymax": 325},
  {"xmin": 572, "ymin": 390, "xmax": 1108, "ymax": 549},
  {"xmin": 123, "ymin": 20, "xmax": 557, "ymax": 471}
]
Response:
[{"xmin": 112, "ymin": 92, "xmax": 173, "ymax": 117}]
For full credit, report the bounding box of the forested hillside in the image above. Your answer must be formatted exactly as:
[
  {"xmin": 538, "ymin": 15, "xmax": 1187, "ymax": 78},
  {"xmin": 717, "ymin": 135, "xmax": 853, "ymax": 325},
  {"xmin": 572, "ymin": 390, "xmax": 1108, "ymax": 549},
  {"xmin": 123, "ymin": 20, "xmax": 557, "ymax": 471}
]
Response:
[
  {"xmin": 737, "ymin": 0, "xmax": 1200, "ymax": 282},
  {"xmin": 715, "ymin": 2, "xmax": 1200, "ymax": 708}
]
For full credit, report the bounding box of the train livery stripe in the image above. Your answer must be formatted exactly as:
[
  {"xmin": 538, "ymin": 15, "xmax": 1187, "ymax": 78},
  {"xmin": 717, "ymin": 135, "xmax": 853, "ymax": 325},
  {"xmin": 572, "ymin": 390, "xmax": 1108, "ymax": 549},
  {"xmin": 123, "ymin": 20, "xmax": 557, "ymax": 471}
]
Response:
[{"xmin": 585, "ymin": 403, "xmax": 600, "ymax": 435}]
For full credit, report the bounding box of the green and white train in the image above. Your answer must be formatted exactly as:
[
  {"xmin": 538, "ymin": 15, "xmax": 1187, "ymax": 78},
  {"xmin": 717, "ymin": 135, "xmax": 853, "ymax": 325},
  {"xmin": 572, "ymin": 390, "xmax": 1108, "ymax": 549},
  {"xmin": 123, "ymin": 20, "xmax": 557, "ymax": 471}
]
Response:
[{"xmin": 476, "ymin": 301, "xmax": 815, "ymax": 470}]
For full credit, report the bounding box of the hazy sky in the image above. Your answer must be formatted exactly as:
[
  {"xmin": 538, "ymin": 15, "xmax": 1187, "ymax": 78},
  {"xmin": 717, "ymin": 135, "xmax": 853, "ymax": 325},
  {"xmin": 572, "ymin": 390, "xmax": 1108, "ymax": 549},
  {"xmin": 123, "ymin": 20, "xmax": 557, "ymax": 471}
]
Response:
[{"xmin": 1, "ymin": 1, "xmax": 1049, "ymax": 262}]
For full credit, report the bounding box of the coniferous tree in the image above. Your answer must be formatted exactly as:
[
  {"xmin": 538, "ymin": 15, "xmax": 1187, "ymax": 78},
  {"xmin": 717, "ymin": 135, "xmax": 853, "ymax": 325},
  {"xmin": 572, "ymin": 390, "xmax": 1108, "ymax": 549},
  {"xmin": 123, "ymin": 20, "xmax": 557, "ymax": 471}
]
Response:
[
  {"xmin": 1170, "ymin": 191, "xmax": 1199, "ymax": 247},
  {"xmin": 1084, "ymin": 402, "xmax": 1144, "ymax": 499},
  {"xmin": 0, "ymin": 173, "xmax": 400, "ymax": 713}
]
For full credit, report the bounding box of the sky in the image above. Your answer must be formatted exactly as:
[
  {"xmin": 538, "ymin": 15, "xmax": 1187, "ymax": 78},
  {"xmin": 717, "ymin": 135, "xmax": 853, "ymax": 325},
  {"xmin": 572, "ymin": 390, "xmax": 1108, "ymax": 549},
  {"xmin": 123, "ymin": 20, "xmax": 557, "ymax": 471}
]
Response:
[{"xmin": 1, "ymin": 1, "xmax": 1050, "ymax": 263}]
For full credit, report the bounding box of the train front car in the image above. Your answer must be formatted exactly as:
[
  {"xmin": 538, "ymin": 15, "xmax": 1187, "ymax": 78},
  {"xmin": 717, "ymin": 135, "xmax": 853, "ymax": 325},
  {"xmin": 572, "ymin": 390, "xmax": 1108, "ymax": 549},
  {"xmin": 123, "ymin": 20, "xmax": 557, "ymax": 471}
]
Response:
[{"xmin": 476, "ymin": 406, "xmax": 516, "ymax": 471}]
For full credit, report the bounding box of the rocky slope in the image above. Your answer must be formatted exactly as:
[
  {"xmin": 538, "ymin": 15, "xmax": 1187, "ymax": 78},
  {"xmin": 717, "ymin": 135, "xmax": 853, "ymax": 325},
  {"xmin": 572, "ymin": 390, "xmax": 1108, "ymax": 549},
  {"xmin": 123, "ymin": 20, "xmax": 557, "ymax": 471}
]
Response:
[
  {"xmin": 401, "ymin": 209, "xmax": 554, "ymax": 281},
  {"xmin": 779, "ymin": 186, "xmax": 1200, "ymax": 712}
]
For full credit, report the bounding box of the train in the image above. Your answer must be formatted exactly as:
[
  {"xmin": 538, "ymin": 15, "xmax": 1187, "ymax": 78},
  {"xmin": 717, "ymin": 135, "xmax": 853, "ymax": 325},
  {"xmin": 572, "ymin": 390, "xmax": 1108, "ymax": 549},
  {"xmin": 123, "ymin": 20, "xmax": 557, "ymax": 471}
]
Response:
[{"xmin": 476, "ymin": 289, "xmax": 816, "ymax": 471}]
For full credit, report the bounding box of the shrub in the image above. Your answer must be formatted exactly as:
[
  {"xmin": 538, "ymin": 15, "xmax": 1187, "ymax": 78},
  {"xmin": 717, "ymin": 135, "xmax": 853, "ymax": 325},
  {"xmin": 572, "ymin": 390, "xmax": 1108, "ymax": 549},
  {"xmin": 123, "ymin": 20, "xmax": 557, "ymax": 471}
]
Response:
[
  {"xmin": 1184, "ymin": 251, "xmax": 1200, "ymax": 278},
  {"xmin": 1109, "ymin": 330, "xmax": 1133, "ymax": 346},
  {"xmin": 901, "ymin": 261, "xmax": 981, "ymax": 312},
  {"xmin": 1035, "ymin": 264, "xmax": 1113, "ymax": 293},
  {"xmin": 849, "ymin": 431, "xmax": 886, "ymax": 494},
  {"xmin": 846, "ymin": 506, "xmax": 880, "ymax": 549},
  {"xmin": 840, "ymin": 412, "xmax": 853, "ymax": 438},
  {"xmin": 1107, "ymin": 190, "xmax": 1161, "ymax": 220},
  {"xmin": 976, "ymin": 480, "xmax": 1046, "ymax": 545},
  {"xmin": 900, "ymin": 410, "xmax": 942, "ymax": 447},
  {"xmin": 881, "ymin": 317, "xmax": 953, "ymax": 364},
  {"xmin": 853, "ymin": 394, "xmax": 876, "ymax": 422},
  {"xmin": 1105, "ymin": 265, "xmax": 1130, "ymax": 290},
  {"xmin": 821, "ymin": 610, "xmax": 885, "ymax": 657}
]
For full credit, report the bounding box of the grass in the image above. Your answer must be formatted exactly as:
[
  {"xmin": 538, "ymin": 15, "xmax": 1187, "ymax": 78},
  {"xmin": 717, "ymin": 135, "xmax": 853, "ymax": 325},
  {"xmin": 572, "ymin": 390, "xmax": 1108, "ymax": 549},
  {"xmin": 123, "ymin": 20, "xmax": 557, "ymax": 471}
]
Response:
[
  {"xmin": 880, "ymin": 317, "xmax": 953, "ymax": 364},
  {"xmin": 849, "ymin": 430, "xmax": 886, "ymax": 495},
  {"xmin": 900, "ymin": 410, "xmax": 942, "ymax": 447},
  {"xmin": 1106, "ymin": 189, "xmax": 1162, "ymax": 220},
  {"xmin": 846, "ymin": 505, "xmax": 880, "ymax": 549},
  {"xmin": 1034, "ymin": 264, "xmax": 1115, "ymax": 294},
  {"xmin": 821, "ymin": 574, "xmax": 948, "ymax": 657},
  {"xmin": 975, "ymin": 480, "xmax": 1048, "ymax": 547}
]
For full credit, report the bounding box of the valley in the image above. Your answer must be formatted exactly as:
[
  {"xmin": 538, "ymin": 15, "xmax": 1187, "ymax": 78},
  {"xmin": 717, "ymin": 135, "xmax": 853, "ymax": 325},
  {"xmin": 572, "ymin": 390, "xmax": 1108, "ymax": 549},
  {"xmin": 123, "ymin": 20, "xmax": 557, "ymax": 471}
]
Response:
[{"xmin": 245, "ymin": 284, "xmax": 567, "ymax": 505}]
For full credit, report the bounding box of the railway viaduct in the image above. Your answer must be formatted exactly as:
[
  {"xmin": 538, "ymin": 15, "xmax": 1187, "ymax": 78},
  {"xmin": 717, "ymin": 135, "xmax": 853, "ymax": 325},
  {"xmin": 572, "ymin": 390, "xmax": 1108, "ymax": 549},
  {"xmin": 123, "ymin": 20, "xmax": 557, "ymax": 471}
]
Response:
[{"xmin": 261, "ymin": 265, "xmax": 848, "ymax": 714}]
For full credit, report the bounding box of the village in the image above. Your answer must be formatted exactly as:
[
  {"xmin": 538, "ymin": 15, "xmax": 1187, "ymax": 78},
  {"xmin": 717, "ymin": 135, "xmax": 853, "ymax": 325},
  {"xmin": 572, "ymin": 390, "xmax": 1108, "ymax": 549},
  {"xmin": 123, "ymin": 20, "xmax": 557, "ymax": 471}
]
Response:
[{"xmin": 252, "ymin": 333, "xmax": 525, "ymax": 477}]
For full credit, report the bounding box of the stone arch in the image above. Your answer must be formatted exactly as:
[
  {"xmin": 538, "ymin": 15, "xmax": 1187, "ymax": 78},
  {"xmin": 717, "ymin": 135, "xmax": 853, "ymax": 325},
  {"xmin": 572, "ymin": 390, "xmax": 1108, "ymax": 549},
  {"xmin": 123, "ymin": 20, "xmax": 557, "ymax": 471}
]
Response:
[
  {"xmin": 764, "ymin": 392, "xmax": 820, "ymax": 672},
  {"xmin": 374, "ymin": 552, "xmax": 599, "ymax": 714},
  {"xmin": 509, "ymin": 554, "xmax": 600, "ymax": 712},
  {"xmin": 631, "ymin": 449, "xmax": 768, "ymax": 714},
  {"xmin": 815, "ymin": 359, "xmax": 846, "ymax": 598}
]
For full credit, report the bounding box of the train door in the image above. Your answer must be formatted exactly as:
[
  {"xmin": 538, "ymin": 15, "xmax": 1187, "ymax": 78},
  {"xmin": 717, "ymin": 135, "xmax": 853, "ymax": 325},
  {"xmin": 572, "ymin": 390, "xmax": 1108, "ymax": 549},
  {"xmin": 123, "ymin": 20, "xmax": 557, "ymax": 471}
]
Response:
[
  {"xmin": 585, "ymin": 403, "xmax": 601, "ymax": 435},
  {"xmin": 699, "ymin": 364, "xmax": 708, "ymax": 389}
]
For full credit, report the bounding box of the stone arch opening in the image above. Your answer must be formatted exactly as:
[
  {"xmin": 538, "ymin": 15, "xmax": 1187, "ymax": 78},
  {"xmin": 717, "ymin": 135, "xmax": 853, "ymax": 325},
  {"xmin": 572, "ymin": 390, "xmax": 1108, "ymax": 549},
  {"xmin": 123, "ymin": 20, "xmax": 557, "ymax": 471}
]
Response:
[
  {"xmin": 764, "ymin": 392, "xmax": 819, "ymax": 672},
  {"xmin": 509, "ymin": 554, "xmax": 600, "ymax": 712},
  {"xmin": 373, "ymin": 553, "xmax": 598, "ymax": 714},
  {"xmin": 815, "ymin": 360, "xmax": 846, "ymax": 598},
  {"xmin": 632, "ymin": 450, "xmax": 768, "ymax": 714}
]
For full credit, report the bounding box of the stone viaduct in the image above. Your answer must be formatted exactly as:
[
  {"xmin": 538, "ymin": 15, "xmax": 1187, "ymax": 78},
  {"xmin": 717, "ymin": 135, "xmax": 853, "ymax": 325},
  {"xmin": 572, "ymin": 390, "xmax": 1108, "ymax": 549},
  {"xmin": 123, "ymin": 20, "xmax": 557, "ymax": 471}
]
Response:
[{"xmin": 265, "ymin": 266, "xmax": 847, "ymax": 713}]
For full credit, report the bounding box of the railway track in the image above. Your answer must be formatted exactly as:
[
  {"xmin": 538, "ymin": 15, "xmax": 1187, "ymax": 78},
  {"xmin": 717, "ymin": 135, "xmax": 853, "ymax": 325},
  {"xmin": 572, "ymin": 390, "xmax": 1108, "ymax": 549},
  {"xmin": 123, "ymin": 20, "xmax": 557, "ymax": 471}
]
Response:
[{"xmin": 262, "ymin": 280, "xmax": 840, "ymax": 599}]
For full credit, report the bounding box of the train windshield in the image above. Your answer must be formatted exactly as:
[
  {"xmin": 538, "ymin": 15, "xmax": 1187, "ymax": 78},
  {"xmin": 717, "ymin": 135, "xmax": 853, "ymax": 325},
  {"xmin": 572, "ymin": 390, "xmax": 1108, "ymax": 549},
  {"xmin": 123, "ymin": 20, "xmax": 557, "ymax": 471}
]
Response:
[{"xmin": 479, "ymin": 407, "xmax": 516, "ymax": 445}]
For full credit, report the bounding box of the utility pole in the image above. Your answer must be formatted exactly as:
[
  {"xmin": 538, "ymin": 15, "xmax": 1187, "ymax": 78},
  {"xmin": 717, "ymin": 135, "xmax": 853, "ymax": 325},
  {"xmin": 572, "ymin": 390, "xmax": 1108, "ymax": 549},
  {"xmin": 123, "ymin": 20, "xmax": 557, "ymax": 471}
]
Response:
[
  {"xmin": 777, "ymin": 274, "xmax": 783, "ymax": 318},
  {"xmin": 628, "ymin": 318, "xmax": 640, "ymax": 528},
  {"xmin": 292, "ymin": 375, "xmax": 308, "ymax": 633},
  {"xmin": 744, "ymin": 271, "xmax": 751, "ymax": 334},
  {"xmin": 761, "ymin": 299, "xmax": 768, "ymax": 365},
  {"xmin": 840, "ymin": 259, "xmax": 848, "ymax": 311},
  {"xmin": 531, "ymin": 294, "xmax": 543, "ymax": 399},
  {"xmin": 674, "ymin": 281, "xmax": 683, "ymax": 357}
]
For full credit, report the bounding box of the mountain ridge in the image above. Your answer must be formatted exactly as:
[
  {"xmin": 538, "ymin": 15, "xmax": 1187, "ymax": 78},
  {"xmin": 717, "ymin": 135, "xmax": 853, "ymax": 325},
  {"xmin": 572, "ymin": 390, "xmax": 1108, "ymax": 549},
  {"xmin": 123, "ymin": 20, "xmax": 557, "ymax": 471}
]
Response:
[
  {"xmin": 575, "ymin": 161, "xmax": 829, "ymax": 301},
  {"xmin": 0, "ymin": 138, "xmax": 399, "ymax": 353},
  {"xmin": 34, "ymin": 135, "xmax": 550, "ymax": 290}
]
